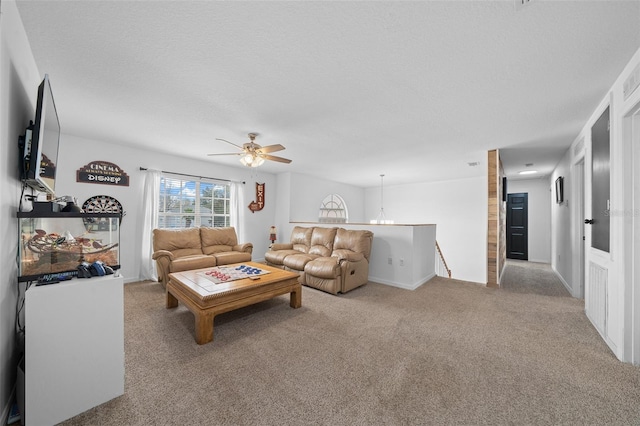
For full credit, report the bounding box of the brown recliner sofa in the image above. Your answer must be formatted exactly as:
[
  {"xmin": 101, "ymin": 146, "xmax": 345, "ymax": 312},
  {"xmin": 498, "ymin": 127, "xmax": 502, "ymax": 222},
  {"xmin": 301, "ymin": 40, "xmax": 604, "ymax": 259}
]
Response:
[
  {"xmin": 265, "ymin": 226, "xmax": 373, "ymax": 295},
  {"xmin": 152, "ymin": 226, "xmax": 253, "ymax": 287}
]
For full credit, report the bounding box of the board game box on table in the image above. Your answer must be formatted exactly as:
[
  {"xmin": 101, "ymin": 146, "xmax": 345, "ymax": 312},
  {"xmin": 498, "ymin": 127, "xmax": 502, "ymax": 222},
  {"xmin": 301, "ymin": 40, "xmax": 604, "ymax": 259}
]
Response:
[{"xmin": 196, "ymin": 264, "xmax": 271, "ymax": 284}]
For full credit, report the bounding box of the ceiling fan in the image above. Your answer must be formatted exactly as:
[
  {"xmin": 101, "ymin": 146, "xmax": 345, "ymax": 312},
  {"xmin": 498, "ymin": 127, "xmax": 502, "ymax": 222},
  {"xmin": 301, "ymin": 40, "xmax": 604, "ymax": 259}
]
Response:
[{"xmin": 208, "ymin": 133, "xmax": 292, "ymax": 168}]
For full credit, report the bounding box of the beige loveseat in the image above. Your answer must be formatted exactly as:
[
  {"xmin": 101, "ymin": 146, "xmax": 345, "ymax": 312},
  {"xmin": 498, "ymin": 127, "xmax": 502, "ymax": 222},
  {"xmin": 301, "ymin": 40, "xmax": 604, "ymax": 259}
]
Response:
[
  {"xmin": 265, "ymin": 226, "xmax": 373, "ymax": 295},
  {"xmin": 152, "ymin": 227, "xmax": 253, "ymax": 287}
]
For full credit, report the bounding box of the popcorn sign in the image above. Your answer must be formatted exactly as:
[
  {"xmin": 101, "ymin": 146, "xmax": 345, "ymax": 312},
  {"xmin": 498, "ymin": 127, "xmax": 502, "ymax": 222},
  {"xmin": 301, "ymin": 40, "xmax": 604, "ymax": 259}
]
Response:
[{"xmin": 77, "ymin": 161, "xmax": 130, "ymax": 187}]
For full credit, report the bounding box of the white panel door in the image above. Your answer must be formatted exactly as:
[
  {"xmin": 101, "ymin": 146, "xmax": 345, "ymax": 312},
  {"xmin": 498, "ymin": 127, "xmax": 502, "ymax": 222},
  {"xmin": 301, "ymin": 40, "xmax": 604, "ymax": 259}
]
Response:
[{"xmin": 584, "ymin": 103, "xmax": 618, "ymax": 356}]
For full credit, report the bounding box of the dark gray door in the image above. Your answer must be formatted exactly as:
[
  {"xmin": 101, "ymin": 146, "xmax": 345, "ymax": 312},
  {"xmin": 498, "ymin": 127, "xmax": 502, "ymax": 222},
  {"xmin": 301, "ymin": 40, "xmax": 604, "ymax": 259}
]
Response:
[
  {"xmin": 590, "ymin": 106, "xmax": 610, "ymax": 252},
  {"xmin": 507, "ymin": 193, "xmax": 528, "ymax": 260}
]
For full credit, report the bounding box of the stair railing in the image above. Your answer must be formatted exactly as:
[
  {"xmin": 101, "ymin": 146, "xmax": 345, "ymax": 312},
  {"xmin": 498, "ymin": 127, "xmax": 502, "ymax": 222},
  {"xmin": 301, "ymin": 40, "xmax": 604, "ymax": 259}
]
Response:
[{"xmin": 435, "ymin": 241, "xmax": 452, "ymax": 278}]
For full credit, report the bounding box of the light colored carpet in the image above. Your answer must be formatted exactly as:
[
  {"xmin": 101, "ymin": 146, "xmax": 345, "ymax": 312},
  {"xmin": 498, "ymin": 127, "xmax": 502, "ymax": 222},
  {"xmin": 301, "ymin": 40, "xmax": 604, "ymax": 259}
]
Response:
[
  {"xmin": 501, "ymin": 259, "xmax": 572, "ymax": 297},
  {"xmin": 59, "ymin": 267, "xmax": 640, "ymax": 425}
]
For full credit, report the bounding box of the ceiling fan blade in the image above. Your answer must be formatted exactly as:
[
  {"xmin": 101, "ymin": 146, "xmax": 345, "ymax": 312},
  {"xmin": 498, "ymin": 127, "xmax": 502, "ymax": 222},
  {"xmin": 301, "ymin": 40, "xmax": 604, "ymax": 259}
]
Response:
[
  {"xmin": 207, "ymin": 152, "xmax": 242, "ymax": 157},
  {"xmin": 262, "ymin": 154, "xmax": 292, "ymax": 164},
  {"xmin": 215, "ymin": 138, "xmax": 244, "ymax": 150},
  {"xmin": 256, "ymin": 144, "xmax": 285, "ymax": 154}
]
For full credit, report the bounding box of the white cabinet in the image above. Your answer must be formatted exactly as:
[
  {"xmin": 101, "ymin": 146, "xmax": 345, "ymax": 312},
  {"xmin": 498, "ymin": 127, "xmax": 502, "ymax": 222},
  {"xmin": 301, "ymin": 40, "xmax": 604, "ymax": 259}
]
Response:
[{"xmin": 22, "ymin": 275, "xmax": 124, "ymax": 425}]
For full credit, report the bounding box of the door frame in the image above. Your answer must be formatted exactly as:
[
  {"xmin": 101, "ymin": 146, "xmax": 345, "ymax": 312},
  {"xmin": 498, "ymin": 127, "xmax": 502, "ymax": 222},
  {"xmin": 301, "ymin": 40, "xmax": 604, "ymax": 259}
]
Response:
[
  {"xmin": 572, "ymin": 154, "xmax": 585, "ymax": 299},
  {"xmin": 622, "ymin": 96, "xmax": 640, "ymax": 364}
]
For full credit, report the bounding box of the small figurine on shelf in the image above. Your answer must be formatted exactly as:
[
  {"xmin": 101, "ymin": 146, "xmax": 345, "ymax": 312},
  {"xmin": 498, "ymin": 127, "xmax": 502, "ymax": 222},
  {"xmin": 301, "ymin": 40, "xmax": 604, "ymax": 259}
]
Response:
[{"xmin": 269, "ymin": 226, "xmax": 277, "ymax": 248}]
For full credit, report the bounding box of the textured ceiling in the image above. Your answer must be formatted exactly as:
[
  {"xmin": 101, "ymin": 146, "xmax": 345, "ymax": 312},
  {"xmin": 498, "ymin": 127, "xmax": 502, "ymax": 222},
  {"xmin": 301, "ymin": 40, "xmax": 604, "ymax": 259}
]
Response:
[{"xmin": 15, "ymin": 1, "xmax": 640, "ymax": 187}]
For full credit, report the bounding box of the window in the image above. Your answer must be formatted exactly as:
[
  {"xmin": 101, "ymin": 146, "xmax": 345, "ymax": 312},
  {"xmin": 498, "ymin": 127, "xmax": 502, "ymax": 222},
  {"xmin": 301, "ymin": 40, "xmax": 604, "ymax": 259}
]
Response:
[
  {"xmin": 158, "ymin": 175, "xmax": 231, "ymax": 229},
  {"xmin": 318, "ymin": 194, "xmax": 348, "ymax": 223}
]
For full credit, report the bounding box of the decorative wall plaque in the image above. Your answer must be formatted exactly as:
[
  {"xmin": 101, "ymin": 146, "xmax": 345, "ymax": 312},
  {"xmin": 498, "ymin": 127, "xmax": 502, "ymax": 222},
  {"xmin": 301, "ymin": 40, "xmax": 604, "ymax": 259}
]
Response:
[
  {"xmin": 248, "ymin": 182, "xmax": 265, "ymax": 213},
  {"xmin": 77, "ymin": 161, "xmax": 130, "ymax": 186}
]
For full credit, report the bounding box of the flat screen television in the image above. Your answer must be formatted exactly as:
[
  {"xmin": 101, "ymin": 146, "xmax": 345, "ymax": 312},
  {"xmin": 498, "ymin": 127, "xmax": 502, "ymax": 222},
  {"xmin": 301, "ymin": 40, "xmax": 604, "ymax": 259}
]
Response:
[{"xmin": 22, "ymin": 74, "xmax": 60, "ymax": 195}]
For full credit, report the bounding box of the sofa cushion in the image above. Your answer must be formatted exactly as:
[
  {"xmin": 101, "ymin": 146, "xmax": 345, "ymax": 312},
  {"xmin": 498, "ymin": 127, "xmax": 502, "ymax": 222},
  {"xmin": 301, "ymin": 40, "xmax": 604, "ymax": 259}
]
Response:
[
  {"xmin": 304, "ymin": 257, "xmax": 341, "ymax": 279},
  {"xmin": 265, "ymin": 249, "xmax": 299, "ymax": 265},
  {"xmin": 169, "ymin": 255, "xmax": 217, "ymax": 273},
  {"xmin": 290, "ymin": 226, "xmax": 313, "ymax": 253},
  {"xmin": 308, "ymin": 227, "xmax": 338, "ymax": 257},
  {"xmin": 283, "ymin": 253, "xmax": 320, "ymax": 271},
  {"xmin": 333, "ymin": 229, "xmax": 373, "ymax": 261},
  {"xmin": 153, "ymin": 228, "xmax": 203, "ymax": 258},
  {"xmin": 201, "ymin": 227, "xmax": 238, "ymax": 254},
  {"xmin": 214, "ymin": 251, "xmax": 252, "ymax": 265}
]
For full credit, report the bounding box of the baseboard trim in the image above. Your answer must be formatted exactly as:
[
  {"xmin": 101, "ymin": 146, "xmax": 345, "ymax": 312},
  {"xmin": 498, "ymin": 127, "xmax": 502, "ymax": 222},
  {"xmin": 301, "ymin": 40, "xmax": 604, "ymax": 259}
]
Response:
[
  {"xmin": 551, "ymin": 265, "xmax": 575, "ymax": 297},
  {"xmin": 529, "ymin": 258, "xmax": 551, "ymax": 264},
  {"xmin": 369, "ymin": 272, "xmax": 436, "ymax": 290}
]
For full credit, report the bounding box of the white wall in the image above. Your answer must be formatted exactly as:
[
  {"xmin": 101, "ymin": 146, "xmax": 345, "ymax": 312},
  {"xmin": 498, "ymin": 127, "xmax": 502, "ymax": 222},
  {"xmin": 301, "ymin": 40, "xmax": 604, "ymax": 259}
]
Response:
[
  {"xmin": 273, "ymin": 172, "xmax": 292, "ymax": 244},
  {"xmin": 362, "ymin": 224, "xmax": 436, "ymax": 289},
  {"xmin": 54, "ymin": 134, "xmax": 278, "ymax": 280},
  {"xmin": 550, "ymin": 150, "xmax": 574, "ymax": 294},
  {"xmin": 508, "ymin": 178, "xmax": 552, "ymax": 264},
  {"xmin": 288, "ymin": 172, "xmax": 366, "ymax": 223},
  {"xmin": 273, "ymin": 171, "xmax": 366, "ymax": 242},
  {"xmin": 364, "ymin": 176, "xmax": 488, "ymax": 284},
  {"xmin": 275, "ymin": 172, "xmax": 487, "ymax": 284},
  {"xmin": 0, "ymin": 0, "xmax": 43, "ymax": 419}
]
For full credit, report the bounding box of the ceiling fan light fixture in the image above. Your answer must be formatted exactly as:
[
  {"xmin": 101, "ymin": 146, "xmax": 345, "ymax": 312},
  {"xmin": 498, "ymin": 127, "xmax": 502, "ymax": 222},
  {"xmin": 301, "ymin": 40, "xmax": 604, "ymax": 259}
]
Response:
[
  {"xmin": 239, "ymin": 153, "xmax": 265, "ymax": 168},
  {"xmin": 213, "ymin": 133, "xmax": 291, "ymax": 167},
  {"xmin": 240, "ymin": 153, "xmax": 254, "ymax": 165}
]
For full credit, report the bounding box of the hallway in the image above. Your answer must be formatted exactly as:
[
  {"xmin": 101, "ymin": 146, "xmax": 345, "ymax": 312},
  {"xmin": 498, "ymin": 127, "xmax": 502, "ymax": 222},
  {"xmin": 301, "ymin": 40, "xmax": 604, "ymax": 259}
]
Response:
[{"xmin": 501, "ymin": 259, "xmax": 573, "ymax": 298}]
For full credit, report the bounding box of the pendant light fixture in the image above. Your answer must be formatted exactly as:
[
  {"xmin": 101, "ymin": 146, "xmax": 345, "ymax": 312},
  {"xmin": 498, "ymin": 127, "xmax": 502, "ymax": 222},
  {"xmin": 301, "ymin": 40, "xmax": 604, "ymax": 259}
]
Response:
[{"xmin": 371, "ymin": 174, "xmax": 393, "ymax": 224}]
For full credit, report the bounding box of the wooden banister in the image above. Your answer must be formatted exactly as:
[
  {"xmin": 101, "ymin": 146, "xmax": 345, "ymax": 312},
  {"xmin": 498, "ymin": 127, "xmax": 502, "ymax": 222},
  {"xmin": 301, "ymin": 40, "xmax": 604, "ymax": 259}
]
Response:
[{"xmin": 435, "ymin": 241, "xmax": 452, "ymax": 278}]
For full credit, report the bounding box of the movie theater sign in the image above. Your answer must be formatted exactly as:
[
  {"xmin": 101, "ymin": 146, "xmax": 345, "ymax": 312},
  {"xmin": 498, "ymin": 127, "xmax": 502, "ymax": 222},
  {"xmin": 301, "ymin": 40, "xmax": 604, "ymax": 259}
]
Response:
[{"xmin": 77, "ymin": 161, "xmax": 130, "ymax": 186}]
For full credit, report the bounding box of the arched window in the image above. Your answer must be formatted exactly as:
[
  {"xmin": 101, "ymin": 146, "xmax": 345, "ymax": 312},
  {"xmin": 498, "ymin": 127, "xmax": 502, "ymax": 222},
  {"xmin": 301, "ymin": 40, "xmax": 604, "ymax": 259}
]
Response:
[{"xmin": 318, "ymin": 194, "xmax": 348, "ymax": 223}]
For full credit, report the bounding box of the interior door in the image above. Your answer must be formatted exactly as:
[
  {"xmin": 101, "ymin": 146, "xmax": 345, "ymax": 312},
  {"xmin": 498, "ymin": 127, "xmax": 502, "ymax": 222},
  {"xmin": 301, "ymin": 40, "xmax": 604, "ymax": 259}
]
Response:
[
  {"xmin": 506, "ymin": 193, "xmax": 528, "ymax": 260},
  {"xmin": 584, "ymin": 104, "xmax": 615, "ymax": 352}
]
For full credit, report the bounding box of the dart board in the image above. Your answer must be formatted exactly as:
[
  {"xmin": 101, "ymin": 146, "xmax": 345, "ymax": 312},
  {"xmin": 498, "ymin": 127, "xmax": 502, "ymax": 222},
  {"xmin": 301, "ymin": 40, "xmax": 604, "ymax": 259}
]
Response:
[{"xmin": 82, "ymin": 195, "xmax": 124, "ymax": 229}]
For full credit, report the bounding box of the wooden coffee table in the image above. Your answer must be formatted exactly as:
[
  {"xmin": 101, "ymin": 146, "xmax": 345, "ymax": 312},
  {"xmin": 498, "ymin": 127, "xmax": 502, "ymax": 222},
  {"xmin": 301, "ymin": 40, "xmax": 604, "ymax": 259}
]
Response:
[{"xmin": 166, "ymin": 262, "xmax": 301, "ymax": 344}]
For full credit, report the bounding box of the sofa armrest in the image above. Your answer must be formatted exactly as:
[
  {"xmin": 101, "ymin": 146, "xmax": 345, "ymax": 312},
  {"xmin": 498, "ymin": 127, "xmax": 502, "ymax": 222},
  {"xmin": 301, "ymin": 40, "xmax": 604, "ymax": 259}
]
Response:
[
  {"xmin": 152, "ymin": 250, "xmax": 173, "ymax": 288},
  {"xmin": 152, "ymin": 250, "xmax": 174, "ymax": 261},
  {"xmin": 233, "ymin": 243, "xmax": 253, "ymax": 254},
  {"xmin": 332, "ymin": 250, "xmax": 364, "ymax": 263},
  {"xmin": 270, "ymin": 243, "xmax": 294, "ymax": 251}
]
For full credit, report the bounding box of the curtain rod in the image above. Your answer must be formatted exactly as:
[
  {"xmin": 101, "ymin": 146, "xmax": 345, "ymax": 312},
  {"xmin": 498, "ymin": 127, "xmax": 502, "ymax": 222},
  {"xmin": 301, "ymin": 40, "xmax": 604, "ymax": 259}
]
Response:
[{"xmin": 139, "ymin": 167, "xmax": 245, "ymax": 184}]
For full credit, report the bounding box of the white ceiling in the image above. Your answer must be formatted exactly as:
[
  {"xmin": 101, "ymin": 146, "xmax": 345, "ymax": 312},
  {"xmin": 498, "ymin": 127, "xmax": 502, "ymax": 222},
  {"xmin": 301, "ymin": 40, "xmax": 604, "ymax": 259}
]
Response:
[{"xmin": 15, "ymin": 1, "xmax": 640, "ymax": 187}]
